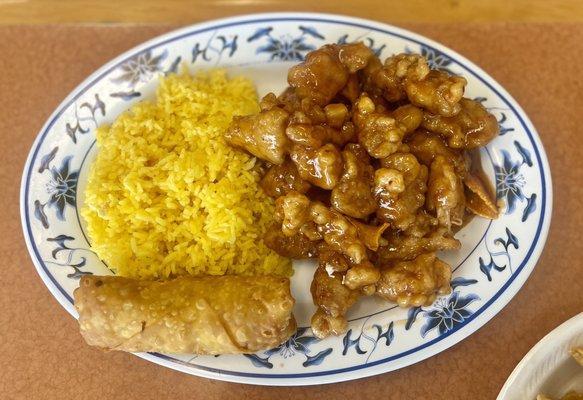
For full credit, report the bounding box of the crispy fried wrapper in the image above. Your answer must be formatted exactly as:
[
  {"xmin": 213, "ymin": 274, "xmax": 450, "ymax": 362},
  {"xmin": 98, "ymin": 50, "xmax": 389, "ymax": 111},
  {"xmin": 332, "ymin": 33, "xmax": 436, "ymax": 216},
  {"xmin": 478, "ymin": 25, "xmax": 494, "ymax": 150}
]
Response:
[{"xmin": 74, "ymin": 275, "xmax": 296, "ymax": 354}]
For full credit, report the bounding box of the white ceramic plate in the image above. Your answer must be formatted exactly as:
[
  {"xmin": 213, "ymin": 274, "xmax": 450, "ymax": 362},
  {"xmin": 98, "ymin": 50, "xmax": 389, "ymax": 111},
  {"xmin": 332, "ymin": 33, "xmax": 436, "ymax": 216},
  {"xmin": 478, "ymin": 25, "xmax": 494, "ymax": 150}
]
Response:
[
  {"xmin": 20, "ymin": 13, "xmax": 552, "ymax": 385},
  {"xmin": 498, "ymin": 313, "xmax": 583, "ymax": 400}
]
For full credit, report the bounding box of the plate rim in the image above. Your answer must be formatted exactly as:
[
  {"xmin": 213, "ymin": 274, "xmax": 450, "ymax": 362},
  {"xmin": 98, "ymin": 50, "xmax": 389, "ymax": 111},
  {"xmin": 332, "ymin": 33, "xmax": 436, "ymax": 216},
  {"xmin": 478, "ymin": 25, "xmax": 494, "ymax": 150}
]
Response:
[{"xmin": 19, "ymin": 12, "xmax": 553, "ymax": 385}]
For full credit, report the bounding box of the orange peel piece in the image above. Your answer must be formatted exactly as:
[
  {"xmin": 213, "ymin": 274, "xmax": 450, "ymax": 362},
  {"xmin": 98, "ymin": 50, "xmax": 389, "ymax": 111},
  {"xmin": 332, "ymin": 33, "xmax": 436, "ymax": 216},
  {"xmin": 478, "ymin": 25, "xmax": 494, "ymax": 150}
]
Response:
[
  {"xmin": 464, "ymin": 174, "xmax": 498, "ymax": 219},
  {"xmin": 349, "ymin": 219, "xmax": 390, "ymax": 251}
]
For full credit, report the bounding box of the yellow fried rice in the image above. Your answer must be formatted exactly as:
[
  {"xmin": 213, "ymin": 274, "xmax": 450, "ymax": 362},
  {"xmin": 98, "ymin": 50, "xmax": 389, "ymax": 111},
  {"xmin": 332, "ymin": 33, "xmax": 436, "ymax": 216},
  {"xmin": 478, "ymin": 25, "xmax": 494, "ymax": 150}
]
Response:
[{"xmin": 81, "ymin": 70, "xmax": 291, "ymax": 279}]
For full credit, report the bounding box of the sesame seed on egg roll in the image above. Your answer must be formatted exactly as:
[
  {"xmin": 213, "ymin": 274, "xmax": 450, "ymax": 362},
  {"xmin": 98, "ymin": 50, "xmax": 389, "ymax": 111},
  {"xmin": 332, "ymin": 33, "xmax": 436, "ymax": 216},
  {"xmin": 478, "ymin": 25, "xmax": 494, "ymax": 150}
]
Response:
[{"xmin": 74, "ymin": 275, "xmax": 296, "ymax": 354}]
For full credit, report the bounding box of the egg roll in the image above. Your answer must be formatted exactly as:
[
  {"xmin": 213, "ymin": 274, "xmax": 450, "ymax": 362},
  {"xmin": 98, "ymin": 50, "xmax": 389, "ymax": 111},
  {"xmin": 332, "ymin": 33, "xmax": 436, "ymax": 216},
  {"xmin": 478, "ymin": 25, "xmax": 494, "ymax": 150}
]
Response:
[{"xmin": 74, "ymin": 274, "xmax": 296, "ymax": 354}]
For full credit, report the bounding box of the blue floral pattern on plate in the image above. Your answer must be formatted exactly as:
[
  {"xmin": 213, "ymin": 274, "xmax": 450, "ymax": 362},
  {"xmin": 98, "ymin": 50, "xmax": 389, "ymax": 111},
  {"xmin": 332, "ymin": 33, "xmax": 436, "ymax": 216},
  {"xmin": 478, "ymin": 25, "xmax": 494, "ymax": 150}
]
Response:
[
  {"xmin": 405, "ymin": 277, "xmax": 479, "ymax": 336},
  {"xmin": 244, "ymin": 328, "xmax": 333, "ymax": 368},
  {"xmin": 342, "ymin": 321, "xmax": 394, "ymax": 363},
  {"xmin": 420, "ymin": 292, "xmax": 480, "ymax": 336},
  {"xmin": 495, "ymin": 141, "xmax": 537, "ymax": 221},
  {"xmin": 65, "ymin": 95, "xmax": 105, "ymax": 143},
  {"xmin": 45, "ymin": 235, "xmax": 94, "ymax": 279},
  {"xmin": 20, "ymin": 14, "xmax": 551, "ymax": 385},
  {"xmin": 112, "ymin": 50, "xmax": 168, "ymax": 86},
  {"xmin": 478, "ymin": 227, "xmax": 520, "ymax": 281},
  {"xmin": 192, "ymin": 31, "xmax": 238, "ymax": 64},
  {"xmin": 34, "ymin": 155, "xmax": 79, "ymax": 228},
  {"xmin": 248, "ymin": 25, "xmax": 324, "ymax": 60}
]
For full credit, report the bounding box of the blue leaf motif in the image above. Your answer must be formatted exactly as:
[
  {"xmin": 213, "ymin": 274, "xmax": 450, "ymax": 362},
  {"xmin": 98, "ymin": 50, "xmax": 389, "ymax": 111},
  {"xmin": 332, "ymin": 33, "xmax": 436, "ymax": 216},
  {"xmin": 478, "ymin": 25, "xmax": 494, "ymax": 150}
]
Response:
[
  {"xmin": 166, "ymin": 56, "xmax": 182, "ymax": 74},
  {"xmin": 247, "ymin": 27, "xmax": 273, "ymax": 42},
  {"xmin": 479, "ymin": 257, "xmax": 492, "ymax": 281},
  {"xmin": 34, "ymin": 200, "xmax": 49, "ymax": 229},
  {"xmin": 216, "ymin": 35, "xmax": 238, "ymax": 57},
  {"xmin": 148, "ymin": 49, "xmax": 168, "ymax": 69},
  {"xmin": 303, "ymin": 348, "xmax": 333, "ymax": 367},
  {"xmin": 494, "ymin": 228, "xmax": 519, "ymax": 252},
  {"xmin": 82, "ymin": 94, "xmax": 105, "ymax": 119},
  {"xmin": 38, "ymin": 147, "xmax": 58, "ymax": 173},
  {"xmin": 452, "ymin": 293, "xmax": 480, "ymax": 309},
  {"xmin": 441, "ymin": 314, "xmax": 453, "ymax": 333},
  {"xmin": 65, "ymin": 123, "xmax": 80, "ymax": 144},
  {"xmin": 497, "ymin": 113, "xmax": 515, "ymax": 136},
  {"xmin": 299, "ymin": 25, "xmax": 325, "ymax": 39},
  {"xmin": 190, "ymin": 34, "xmax": 237, "ymax": 64},
  {"xmin": 67, "ymin": 257, "xmax": 90, "ymax": 279},
  {"xmin": 451, "ymin": 277, "xmax": 478, "ymax": 289},
  {"xmin": 243, "ymin": 354, "xmax": 273, "ymax": 369},
  {"xmin": 110, "ymin": 91, "xmax": 141, "ymax": 101},
  {"xmin": 42, "ymin": 241, "xmax": 93, "ymax": 280},
  {"xmin": 65, "ymin": 94, "xmax": 105, "ymax": 142},
  {"xmin": 47, "ymin": 234, "xmax": 75, "ymax": 258},
  {"xmin": 342, "ymin": 329, "xmax": 367, "ymax": 355},
  {"xmin": 337, "ymin": 34, "xmax": 349, "ymax": 44},
  {"xmin": 256, "ymin": 41, "xmax": 279, "ymax": 55},
  {"xmin": 294, "ymin": 335, "xmax": 319, "ymax": 349},
  {"xmin": 405, "ymin": 306, "xmax": 423, "ymax": 330},
  {"xmin": 479, "ymin": 256, "xmax": 506, "ymax": 281},
  {"xmin": 420, "ymin": 310, "xmax": 442, "ymax": 337},
  {"xmin": 71, "ymin": 257, "xmax": 86, "ymax": 267},
  {"xmin": 494, "ymin": 263, "xmax": 507, "ymax": 272},
  {"xmin": 340, "ymin": 320, "xmax": 396, "ymax": 362},
  {"xmin": 505, "ymin": 228, "xmax": 519, "ymax": 249},
  {"xmin": 514, "ymin": 141, "xmax": 533, "ymax": 167},
  {"xmin": 192, "ymin": 43, "xmax": 205, "ymax": 62},
  {"xmin": 376, "ymin": 322, "xmax": 394, "ymax": 346},
  {"xmin": 263, "ymin": 346, "xmax": 281, "ymax": 357},
  {"xmin": 227, "ymin": 36, "xmax": 238, "ymax": 57},
  {"xmin": 95, "ymin": 95, "xmax": 106, "ymax": 117},
  {"xmin": 292, "ymin": 39, "xmax": 315, "ymax": 52},
  {"xmin": 522, "ymin": 193, "xmax": 537, "ymax": 222},
  {"xmin": 457, "ymin": 308, "xmax": 472, "ymax": 319},
  {"xmin": 501, "ymin": 150, "xmax": 514, "ymax": 175}
]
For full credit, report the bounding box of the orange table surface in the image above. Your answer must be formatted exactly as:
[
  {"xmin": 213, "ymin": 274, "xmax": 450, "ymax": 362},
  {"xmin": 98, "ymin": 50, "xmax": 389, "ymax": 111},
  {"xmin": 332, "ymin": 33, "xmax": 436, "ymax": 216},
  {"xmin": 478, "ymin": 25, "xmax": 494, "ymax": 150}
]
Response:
[{"xmin": 1, "ymin": 23, "xmax": 582, "ymax": 399}]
